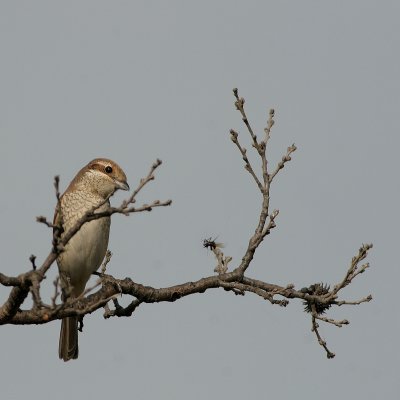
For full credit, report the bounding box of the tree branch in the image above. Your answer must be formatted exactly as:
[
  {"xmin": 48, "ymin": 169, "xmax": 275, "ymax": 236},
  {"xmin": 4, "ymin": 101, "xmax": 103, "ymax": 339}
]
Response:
[{"xmin": 0, "ymin": 89, "xmax": 372, "ymax": 359}]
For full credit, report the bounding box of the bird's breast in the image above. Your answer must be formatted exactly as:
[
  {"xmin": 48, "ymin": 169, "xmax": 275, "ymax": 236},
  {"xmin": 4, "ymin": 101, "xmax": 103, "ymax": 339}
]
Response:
[{"xmin": 57, "ymin": 194, "xmax": 111, "ymax": 295}]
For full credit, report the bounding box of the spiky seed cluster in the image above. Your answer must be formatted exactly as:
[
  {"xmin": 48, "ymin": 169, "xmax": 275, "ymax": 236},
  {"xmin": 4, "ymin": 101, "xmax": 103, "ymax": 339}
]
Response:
[{"xmin": 302, "ymin": 282, "xmax": 332, "ymax": 315}]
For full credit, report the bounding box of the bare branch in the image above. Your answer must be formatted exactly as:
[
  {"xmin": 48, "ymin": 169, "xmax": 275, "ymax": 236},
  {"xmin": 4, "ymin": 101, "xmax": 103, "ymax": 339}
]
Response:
[
  {"xmin": 314, "ymin": 314, "xmax": 349, "ymax": 328},
  {"xmin": 263, "ymin": 108, "xmax": 275, "ymax": 145},
  {"xmin": 36, "ymin": 216, "xmax": 56, "ymax": 228},
  {"xmin": 233, "ymin": 88, "xmax": 259, "ymax": 150},
  {"xmin": 269, "ymin": 144, "xmax": 297, "ymax": 183},
  {"xmin": 29, "ymin": 255, "xmax": 37, "ymax": 270},
  {"xmin": 120, "ymin": 158, "xmax": 163, "ymax": 209},
  {"xmin": 0, "ymin": 90, "xmax": 372, "ymax": 361},
  {"xmin": 54, "ymin": 175, "xmax": 61, "ymax": 201},
  {"xmin": 104, "ymin": 298, "xmax": 141, "ymax": 319},
  {"xmin": 0, "ymin": 273, "xmax": 22, "ymax": 287},
  {"xmin": 335, "ymin": 295, "xmax": 373, "ymax": 306},
  {"xmin": 203, "ymin": 238, "xmax": 232, "ymax": 275},
  {"xmin": 230, "ymin": 129, "xmax": 264, "ymax": 192},
  {"xmin": 312, "ymin": 314, "xmax": 335, "ymax": 359},
  {"xmin": 331, "ymin": 243, "xmax": 373, "ymax": 296},
  {"xmin": 100, "ymin": 250, "xmax": 113, "ymax": 274},
  {"xmin": 51, "ymin": 277, "xmax": 61, "ymax": 308}
]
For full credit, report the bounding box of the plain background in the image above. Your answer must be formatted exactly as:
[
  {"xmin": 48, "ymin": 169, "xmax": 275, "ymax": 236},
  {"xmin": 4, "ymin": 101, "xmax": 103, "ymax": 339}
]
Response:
[{"xmin": 1, "ymin": 1, "xmax": 398, "ymax": 399}]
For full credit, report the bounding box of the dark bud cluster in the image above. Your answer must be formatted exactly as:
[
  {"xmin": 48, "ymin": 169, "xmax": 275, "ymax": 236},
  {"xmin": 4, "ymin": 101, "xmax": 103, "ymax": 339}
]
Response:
[{"xmin": 302, "ymin": 282, "xmax": 332, "ymax": 315}]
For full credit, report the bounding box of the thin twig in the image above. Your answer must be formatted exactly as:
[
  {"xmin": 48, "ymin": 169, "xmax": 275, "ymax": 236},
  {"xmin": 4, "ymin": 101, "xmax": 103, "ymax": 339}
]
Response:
[
  {"xmin": 233, "ymin": 88, "xmax": 259, "ymax": 150},
  {"xmin": 311, "ymin": 313, "xmax": 335, "ymax": 359},
  {"xmin": 268, "ymin": 144, "xmax": 297, "ymax": 183},
  {"xmin": 230, "ymin": 129, "xmax": 264, "ymax": 192}
]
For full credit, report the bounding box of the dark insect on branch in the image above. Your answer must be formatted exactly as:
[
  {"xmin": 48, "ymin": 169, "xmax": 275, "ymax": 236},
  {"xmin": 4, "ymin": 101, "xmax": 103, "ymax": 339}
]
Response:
[{"xmin": 203, "ymin": 237, "xmax": 223, "ymax": 251}]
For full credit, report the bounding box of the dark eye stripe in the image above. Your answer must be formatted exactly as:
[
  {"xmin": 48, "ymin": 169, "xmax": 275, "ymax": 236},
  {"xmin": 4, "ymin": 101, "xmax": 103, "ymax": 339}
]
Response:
[{"xmin": 89, "ymin": 162, "xmax": 114, "ymax": 175}]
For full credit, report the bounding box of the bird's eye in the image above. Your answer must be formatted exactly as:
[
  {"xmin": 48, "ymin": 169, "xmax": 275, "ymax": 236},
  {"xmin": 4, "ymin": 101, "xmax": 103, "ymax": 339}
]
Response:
[{"xmin": 105, "ymin": 166, "xmax": 113, "ymax": 174}]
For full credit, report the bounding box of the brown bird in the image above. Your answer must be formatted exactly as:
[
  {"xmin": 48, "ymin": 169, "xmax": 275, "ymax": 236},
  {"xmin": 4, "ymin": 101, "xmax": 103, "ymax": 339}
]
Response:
[{"xmin": 55, "ymin": 158, "xmax": 129, "ymax": 361}]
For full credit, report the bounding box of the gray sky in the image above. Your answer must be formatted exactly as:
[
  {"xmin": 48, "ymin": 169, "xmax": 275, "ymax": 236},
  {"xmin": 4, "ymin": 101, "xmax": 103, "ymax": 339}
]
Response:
[{"xmin": 1, "ymin": 1, "xmax": 398, "ymax": 399}]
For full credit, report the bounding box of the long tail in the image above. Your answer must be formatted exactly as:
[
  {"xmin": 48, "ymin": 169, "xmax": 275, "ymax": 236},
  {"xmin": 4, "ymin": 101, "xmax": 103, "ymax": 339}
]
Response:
[{"xmin": 59, "ymin": 316, "xmax": 79, "ymax": 361}]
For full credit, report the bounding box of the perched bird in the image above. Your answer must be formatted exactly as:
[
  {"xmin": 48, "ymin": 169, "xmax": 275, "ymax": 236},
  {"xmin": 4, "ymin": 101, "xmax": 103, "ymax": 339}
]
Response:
[{"xmin": 54, "ymin": 158, "xmax": 129, "ymax": 361}]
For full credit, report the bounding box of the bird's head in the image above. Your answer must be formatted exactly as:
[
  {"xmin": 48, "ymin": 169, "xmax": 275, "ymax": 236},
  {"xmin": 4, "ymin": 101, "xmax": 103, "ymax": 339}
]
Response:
[{"xmin": 72, "ymin": 158, "xmax": 129, "ymax": 198}]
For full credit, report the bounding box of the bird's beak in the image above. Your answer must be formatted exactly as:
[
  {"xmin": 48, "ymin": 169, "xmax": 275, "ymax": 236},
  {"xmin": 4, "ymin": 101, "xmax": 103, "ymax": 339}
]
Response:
[{"xmin": 115, "ymin": 180, "xmax": 130, "ymax": 191}]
